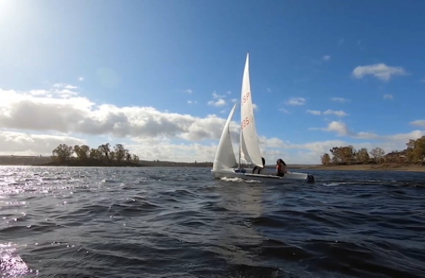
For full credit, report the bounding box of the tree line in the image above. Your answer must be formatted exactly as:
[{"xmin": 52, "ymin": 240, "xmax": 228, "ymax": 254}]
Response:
[
  {"xmin": 51, "ymin": 143, "xmax": 140, "ymax": 166},
  {"xmin": 321, "ymin": 136, "xmax": 425, "ymax": 165}
]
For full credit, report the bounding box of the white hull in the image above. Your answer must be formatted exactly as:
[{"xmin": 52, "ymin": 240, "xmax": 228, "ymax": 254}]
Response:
[{"xmin": 211, "ymin": 168, "xmax": 315, "ymax": 184}]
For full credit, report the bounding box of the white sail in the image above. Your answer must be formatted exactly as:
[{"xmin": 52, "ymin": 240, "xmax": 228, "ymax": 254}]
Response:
[
  {"xmin": 213, "ymin": 103, "xmax": 238, "ymax": 171},
  {"xmin": 239, "ymin": 53, "xmax": 263, "ymax": 167}
]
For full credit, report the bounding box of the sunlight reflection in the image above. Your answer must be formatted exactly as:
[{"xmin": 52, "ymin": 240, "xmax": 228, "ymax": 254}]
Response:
[{"xmin": 0, "ymin": 243, "xmax": 32, "ymax": 276}]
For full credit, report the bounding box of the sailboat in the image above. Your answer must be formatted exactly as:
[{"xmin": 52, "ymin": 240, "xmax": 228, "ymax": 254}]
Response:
[{"xmin": 211, "ymin": 53, "xmax": 315, "ymax": 184}]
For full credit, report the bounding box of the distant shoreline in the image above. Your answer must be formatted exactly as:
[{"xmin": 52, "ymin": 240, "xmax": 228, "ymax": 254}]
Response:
[
  {"xmin": 0, "ymin": 155, "xmax": 214, "ymax": 167},
  {"xmin": 305, "ymin": 164, "xmax": 425, "ymax": 172},
  {"xmin": 0, "ymin": 155, "xmax": 423, "ymax": 172},
  {"xmin": 39, "ymin": 161, "xmax": 143, "ymax": 167}
]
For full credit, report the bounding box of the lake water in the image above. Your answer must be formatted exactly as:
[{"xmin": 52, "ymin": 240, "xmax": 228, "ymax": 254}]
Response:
[{"xmin": 1, "ymin": 166, "xmax": 425, "ymax": 278}]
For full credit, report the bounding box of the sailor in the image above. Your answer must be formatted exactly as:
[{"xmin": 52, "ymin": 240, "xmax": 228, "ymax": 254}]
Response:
[
  {"xmin": 276, "ymin": 159, "xmax": 287, "ymax": 177},
  {"xmin": 253, "ymin": 157, "xmax": 266, "ymax": 174}
]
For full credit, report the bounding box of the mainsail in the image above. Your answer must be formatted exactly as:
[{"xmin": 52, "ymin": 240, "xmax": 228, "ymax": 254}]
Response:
[{"xmin": 239, "ymin": 53, "xmax": 263, "ymax": 168}]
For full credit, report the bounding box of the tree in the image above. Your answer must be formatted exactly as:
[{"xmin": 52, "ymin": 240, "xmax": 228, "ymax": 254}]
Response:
[
  {"xmin": 89, "ymin": 148, "xmax": 102, "ymax": 160},
  {"xmin": 330, "ymin": 146, "xmax": 355, "ymax": 164},
  {"xmin": 406, "ymin": 136, "xmax": 425, "ymax": 163},
  {"xmin": 132, "ymin": 154, "xmax": 139, "ymax": 163},
  {"xmin": 370, "ymin": 147, "xmax": 385, "ymax": 163},
  {"xmin": 50, "ymin": 143, "xmax": 140, "ymax": 166},
  {"xmin": 321, "ymin": 153, "xmax": 331, "ymax": 165},
  {"xmin": 330, "ymin": 147, "xmax": 342, "ymax": 163},
  {"xmin": 52, "ymin": 144, "xmax": 73, "ymax": 163},
  {"xmin": 356, "ymin": 148, "xmax": 370, "ymax": 164},
  {"xmin": 74, "ymin": 145, "xmax": 90, "ymax": 161},
  {"xmin": 113, "ymin": 144, "xmax": 127, "ymax": 162},
  {"xmin": 98, "ymin": 143, "xmax": 111, "ymax": 161}
]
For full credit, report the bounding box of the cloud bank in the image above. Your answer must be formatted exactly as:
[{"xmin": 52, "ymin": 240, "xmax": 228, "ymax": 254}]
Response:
[{"xmin": 0, "ymin": 85, "xmax": 423, "ymax": 164}]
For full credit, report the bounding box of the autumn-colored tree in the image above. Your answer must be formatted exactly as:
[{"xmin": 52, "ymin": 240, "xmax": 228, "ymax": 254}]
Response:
[
  {"xmin": 406, "ymin": 136, "xmax": 425, "ymax": 163},
  {"xmin": 356, "ymin": 148, "xmax": 370, "ymax": 164},
  {"xmin": 329, "ymin": 147, "xmax": 342, "ymax": 163},
  {"xmin": 321, "ymin": 153, "xmax": 331, "ymax": 165},
  {"xmin": 330, "ymin": 146, "xmax": 355, "ymax": 164},
  {"xmin": 370, "ymin": 147, "xmax": 385, "ymax": 163}
]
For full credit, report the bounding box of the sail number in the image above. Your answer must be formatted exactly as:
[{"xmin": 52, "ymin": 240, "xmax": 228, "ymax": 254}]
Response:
[
  {"xmin": 242, "ymin": 91, "xmax": 250, "ymax": 104},
  {"xmin": 242, "ymin": 116, "xmax": 250, "ymax": 129}
]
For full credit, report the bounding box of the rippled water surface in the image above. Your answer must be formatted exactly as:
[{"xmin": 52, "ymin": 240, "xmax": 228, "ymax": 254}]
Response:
[{"xmin": 1, "ymin": 166, "xmax": 425, "ymax": 278}]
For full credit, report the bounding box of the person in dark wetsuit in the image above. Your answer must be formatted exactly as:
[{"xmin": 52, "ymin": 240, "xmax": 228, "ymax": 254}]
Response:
[{"xmin": 276, "ymin": 158, "xmax": 287, "ymax": 177}]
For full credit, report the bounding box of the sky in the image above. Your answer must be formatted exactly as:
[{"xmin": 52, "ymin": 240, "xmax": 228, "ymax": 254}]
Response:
[{"xmin": 0, "ymin": 0, "xmax": 424, "ymax": 164}]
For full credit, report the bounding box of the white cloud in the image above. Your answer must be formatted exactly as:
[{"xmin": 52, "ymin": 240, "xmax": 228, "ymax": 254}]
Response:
[
  {"xmin": 385, "ymin": 130, "xmax": 425, "ymax": 143},
  {"xmin": 208, "ymin": 99, "xmax": 226, "ymax": 107},
  {"xmin": 352, "ymin": 63, "xmax": 407, "ymax": 81},
  {"xmin": 78, "ymin": 77, "xmax": 84, "ymax": 81},
  {"xmin": 410, "ymin": 120, "xmax": 425, "ymax": 127},
  {"xmin": 267, "ymin": 88, "xmax": 271, "ymax": 93},
  {"xmin": 212, "ymin": 92, "xmax": 225, "ymax": 99},
  {"xmin": 324, "ymin": 121, "xmax": 350, "ymax": 136},
  {"xmin": 311, "ymin": 121, "xmax": 396, "ymax": 140},
  {"xmin": 53, "ymin": 83, "xmax": 78, "ymax": 89},
  {"xmin": 330, "ymin": 97, "xmax": 350, "ymax": 103},
  {"xmin": 187, "ymin": 100, "xmax": 198, "ymax": 104},
  {"xmin": 184, "ymin": 89, "xmax": 193, "ymax": 94},
  {"xmin": 323, "ymin": 109, "xmax": 348, "ymax": 117},
  {"xmin": 207, "ymin": 91, "xmax": 227, "ymax": 107},
  {"xmin": 307, "ymin": 110, "xmax": 321, "ymax": 115},
  {"xmin": 0, "ymin": 87, "xmax": 232, "ymax": 141},
  {"xmin": 355, "ymin": 132, "xmax": 379, "ymax": 139},
  {"xmin": 307, "ymin": 109, "xmax": 347, "ymax": 117},
  {"xmin": 286, "ymin": 97, "xmax": 306, "ymax": 106},
  {"xmin": 0, "ymin": 131, "xmax": 85, "ymax": 155},
  {"xmin": 338, "ymin": 39, "xmax": 344, "ymax": 45},
  {"xmin": 323, "ymin": 55, "xmax": 331, "ymax": 61},
  {"xmin": 280, "ymin": 108, "xmax": 290, "ymax": 114},
  {"xmin": 383, "ymin": 94, "xmax": 393, "ymax": 100}
]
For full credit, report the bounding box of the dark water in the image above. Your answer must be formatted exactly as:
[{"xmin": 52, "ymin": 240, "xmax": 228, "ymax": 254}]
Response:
[{"xmin": 1, "ymin": 166, "xmax": 425, "ymax": 278}]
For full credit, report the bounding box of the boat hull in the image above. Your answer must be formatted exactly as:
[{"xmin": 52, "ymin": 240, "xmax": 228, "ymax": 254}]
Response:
[{"xmin": 211, "ymin": 168, "xmax": 315, "ymax": 184}]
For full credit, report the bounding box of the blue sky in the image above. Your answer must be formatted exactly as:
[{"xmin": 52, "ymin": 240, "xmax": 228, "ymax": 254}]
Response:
[{"xmin": 0, "ymin": 0, "xmax": 424, "ymax": 164}]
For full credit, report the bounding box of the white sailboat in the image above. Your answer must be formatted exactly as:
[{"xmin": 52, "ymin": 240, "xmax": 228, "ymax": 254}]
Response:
[{"xmin": 211, "ymin": 53, "xmax": 315, "ymax": 184}]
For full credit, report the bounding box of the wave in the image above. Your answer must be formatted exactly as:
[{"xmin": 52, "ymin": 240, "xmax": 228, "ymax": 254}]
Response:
[{"xmin": 1, "ymin": 166, "xmax": 425, "ymax": 277}]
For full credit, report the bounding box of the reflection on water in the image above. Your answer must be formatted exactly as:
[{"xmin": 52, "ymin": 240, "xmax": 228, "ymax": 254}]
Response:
[{"xmin": 0, "ymin": 243, "xmax": 32, "ymax": 277}]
